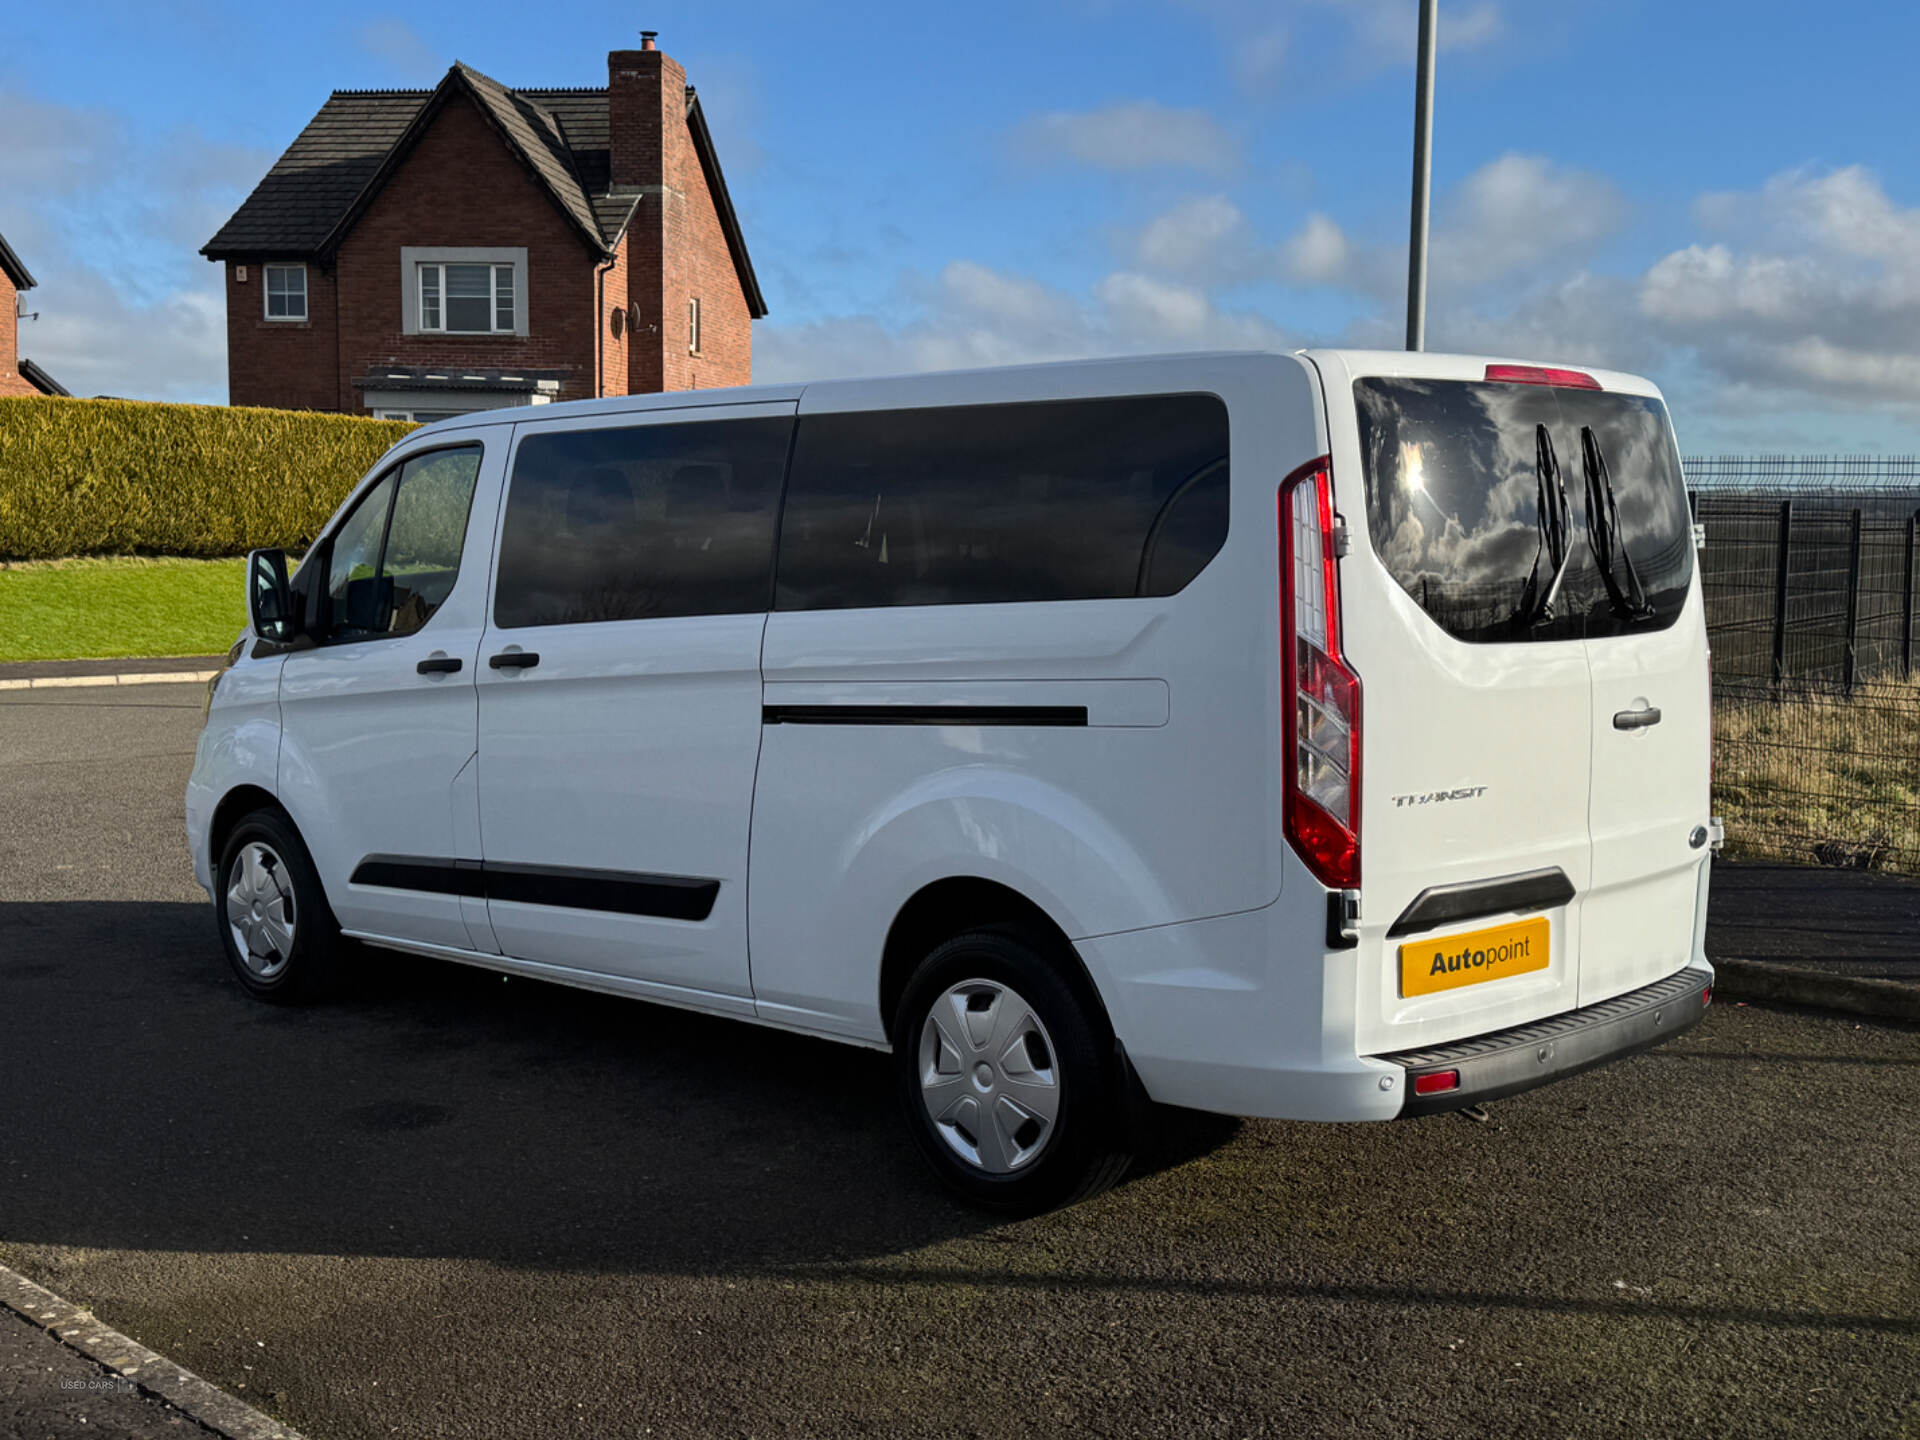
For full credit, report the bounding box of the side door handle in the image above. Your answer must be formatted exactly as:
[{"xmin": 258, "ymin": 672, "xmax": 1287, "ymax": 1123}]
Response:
[
  {"xmin": 417, "ymin": 655, "xmax": 463, "ymax": 675},
  {"xmin": 489, "ymin": 651, "xmax": 541, "ymax": 671},
  {"xmin": 1613, "ymin": 705, "xmax": 1662, "ymax": 731}
]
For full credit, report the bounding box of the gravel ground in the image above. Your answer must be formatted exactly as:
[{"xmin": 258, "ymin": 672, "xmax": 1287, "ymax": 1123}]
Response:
[{"xmin": 1, "ymin": 684, "xmax": 1915, "ymax": 1440}]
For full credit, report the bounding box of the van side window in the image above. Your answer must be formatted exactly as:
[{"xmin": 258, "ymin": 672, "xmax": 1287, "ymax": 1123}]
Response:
[
  {"xmin": 773, "ymin": 394, "xmax": 1229, "ymax": 611},
  {"xmin": 492, "ymin": 417, "xmax": 791, "ymax": 628},
  {"xmin": 321, "ymin": 445, "xmax": 482, "ymax": 644}
]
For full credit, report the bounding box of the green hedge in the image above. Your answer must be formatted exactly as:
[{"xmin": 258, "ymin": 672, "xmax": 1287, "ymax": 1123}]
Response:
[{"xmin": 0, "ymin": 396, "xmax": 416, "ymax": 560}]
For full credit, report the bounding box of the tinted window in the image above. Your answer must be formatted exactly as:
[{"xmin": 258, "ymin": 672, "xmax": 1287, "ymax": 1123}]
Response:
[
  {"xmin": 321, "ymin": 446, "xmax": 482, "ymax": 643},
  {"xmin": 1353, "ymin": 379, "xmax": 1693, "ymax": 643},
  {"xmin": 383, "ymin": 448, "xmax": 484, "ymax": 637},
  {"xmin": 774, "ymin": 395, "xmax": 1229, "ymax": 611},
  {"xmin": 493, "ymin": 417, "xmax": 790, "ymax": 628},
  {"xmin": 325, "ymin": 473, "xmax": 395, "ymax": 638}
]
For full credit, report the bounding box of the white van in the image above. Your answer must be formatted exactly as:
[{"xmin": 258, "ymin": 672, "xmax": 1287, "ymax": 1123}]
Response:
[{"xmin": 189, "ymin": 350, "xmax": 1717, "ymax": 1210}]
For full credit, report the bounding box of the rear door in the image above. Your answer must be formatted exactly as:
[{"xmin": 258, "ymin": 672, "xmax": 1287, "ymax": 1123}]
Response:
[
  {"xmin": 473, "ymin": 402, "xmax": 793, "ymax": 1000},
  {"xmin": 1325, "ymin": 356, "xmax": 1708, "ymax": 1051},
  {"xmin": 1324, "ymin": 358, "xmax": 1593, "ymax": 1056},
  {"xmin": 1573, "ymin": 393, "xmax": 1708, "ymax": 1004}
]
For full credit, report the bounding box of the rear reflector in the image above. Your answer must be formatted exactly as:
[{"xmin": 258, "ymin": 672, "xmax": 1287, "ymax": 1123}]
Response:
[
  {"xmin": 1484, "ymin": 364, "xmax": 1602, "ymax": 390},
  {"xmin": 1703, "ymin": 985, "xmax": 1713, "ymax": 1005},
  {"xmin": 1413, "ymin": 1070, "xmax": 1459, "ymax": 1096}
]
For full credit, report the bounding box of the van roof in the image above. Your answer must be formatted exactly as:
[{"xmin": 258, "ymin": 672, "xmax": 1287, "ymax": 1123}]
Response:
[{"xmin": 405, "ymin": 348, "xmax": 1661, "ymax": 435}]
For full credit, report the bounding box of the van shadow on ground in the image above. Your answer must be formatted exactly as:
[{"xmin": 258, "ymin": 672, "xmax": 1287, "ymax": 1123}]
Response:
[{"xmin": 0, "ymin": 900, "xmax": 1238, "ymax": 1274}]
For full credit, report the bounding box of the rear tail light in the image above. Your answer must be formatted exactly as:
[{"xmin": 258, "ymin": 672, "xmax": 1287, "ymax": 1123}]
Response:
[
  {"xmin": 1413, "ymin": 1070, "xmax": 1459, "ymax": 1096},
  {"xmin": 1279, "ymin": 457, "xmax": 1361, "ymax": 890},
  {"xmin": 1484, "ymin": 363, "xmax": 1602, "ymax": 390}
]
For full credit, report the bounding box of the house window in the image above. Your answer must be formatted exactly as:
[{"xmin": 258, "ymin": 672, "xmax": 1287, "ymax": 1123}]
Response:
[
  {"xmin": 265, "ymin": 265, "xmax": 307, "ymax": 321},
  {"xmin": 688, "ymin": 296, "xmax": 701, "ymax": 354},
  {"xmin": 419, "ymin": 263, "xmax": 515, "ymax": 334}
]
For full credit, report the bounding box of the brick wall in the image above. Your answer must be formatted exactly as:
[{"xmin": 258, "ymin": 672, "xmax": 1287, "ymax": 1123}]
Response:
[
  {"xmin": 225, "ymin": 260, "xmax": 339, "ymax": 410},
  {"xmin": 0, "ymin": 270, "xmax": 35, "ymax": 398},
  {"xmin": 612, "ymin": 49, "xmax": 751, "ymax": 395},
  {"xmin": 333, "ymin": 93, "xmax": 600, "ymax": 410}
]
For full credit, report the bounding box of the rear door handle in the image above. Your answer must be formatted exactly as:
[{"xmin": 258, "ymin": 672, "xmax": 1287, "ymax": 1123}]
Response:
[
  {"xmin": 416, "ymin": 655, "xmax": 463, "ymax": 675},
  {"xmin": 489, "ymin": 651, "xmax": 541, "ymax": 671},
  {"xmin": 1613, "ymin": 706, "xmax": 1662, "ymax": 730}
]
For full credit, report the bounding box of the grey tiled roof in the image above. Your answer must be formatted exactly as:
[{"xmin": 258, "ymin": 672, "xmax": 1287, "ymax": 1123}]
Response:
[
  {"xmin": 204, "ymin": 92, "xmax": 425, "ymax": 255},
  {"xmin": 204, "ymin": 61, "xmax": 765, "ymax": 317}
]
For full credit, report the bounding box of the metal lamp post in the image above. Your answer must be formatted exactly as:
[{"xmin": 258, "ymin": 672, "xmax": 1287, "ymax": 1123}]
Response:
[{"xmin": 1405, "ymin": 0, "xmax": 1437, "ymax": 351}]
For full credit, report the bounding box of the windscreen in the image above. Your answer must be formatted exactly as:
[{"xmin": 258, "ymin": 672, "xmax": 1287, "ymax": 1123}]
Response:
[{"xmin": 1353, "ymin": 377, "xmax": 1693, "ymax": 643}]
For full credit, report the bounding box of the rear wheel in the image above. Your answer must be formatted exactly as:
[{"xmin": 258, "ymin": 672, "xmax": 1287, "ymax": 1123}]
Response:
[
  {"xmin": 893, "ymin": 928, "xmax": 1133, "ymax": 1212},
  {"xmin": 215, "ymin": 809, "xmax": 346, "ymax": 1004}
]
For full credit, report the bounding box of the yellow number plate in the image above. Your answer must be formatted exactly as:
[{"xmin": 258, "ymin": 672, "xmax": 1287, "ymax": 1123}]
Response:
[{"xmin": 1399, "ymin": 916, "xmax": 1550, "ymax": 997}]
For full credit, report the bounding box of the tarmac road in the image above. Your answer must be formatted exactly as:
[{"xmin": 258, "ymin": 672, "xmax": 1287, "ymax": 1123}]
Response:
[{"xmin": 1, "ymin": 684, "xmax": 1916, "ymax": 1439}]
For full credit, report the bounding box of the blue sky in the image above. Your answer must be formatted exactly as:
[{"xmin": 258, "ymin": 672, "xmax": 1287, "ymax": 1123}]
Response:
[{"xmin": 7, "ymin": 0, "xmax": 1920, "ymax": 450}]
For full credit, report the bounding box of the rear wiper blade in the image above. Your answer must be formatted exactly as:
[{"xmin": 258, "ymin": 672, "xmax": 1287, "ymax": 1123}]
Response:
[
  {"xmin": 1513, "ymin": 423, "xmax": 1574, "ymax": 628},
  {"xmin": 1581, "ymin": 426, "xmax": 1654, "ymax": 621}
]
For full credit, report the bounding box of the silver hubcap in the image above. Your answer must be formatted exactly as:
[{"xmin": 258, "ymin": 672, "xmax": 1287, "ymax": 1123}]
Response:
[
  {"xmin": 918, "ymin": 978, "xmax": 1061, "ymax": 1174},
  {"xmin": 225, "ymin": 841, "xmax": 296, "ymax": 978}
]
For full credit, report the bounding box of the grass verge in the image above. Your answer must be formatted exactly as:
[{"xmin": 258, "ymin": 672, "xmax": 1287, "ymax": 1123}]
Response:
[
  {"xmin": 0, "ymin": 556, "xmax": 247, "ymax": 662},
  {"xmin": 1714, "ymin": 677, "xmax": 1920, "ymax": 874}
]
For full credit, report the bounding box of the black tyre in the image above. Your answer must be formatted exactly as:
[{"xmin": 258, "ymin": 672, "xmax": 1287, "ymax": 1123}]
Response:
[
  {"xmin": 214, "ymin": 808, "xmax": 347, "ymax": 1004},
  {"xmin": 893, "ymin": 927, "xmax": 1134, "ymax": 1213}
]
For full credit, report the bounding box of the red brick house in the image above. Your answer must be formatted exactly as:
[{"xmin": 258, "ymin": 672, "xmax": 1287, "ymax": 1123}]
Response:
[
  {"xmin": 202, "ymin": 34, "xmax": 765, "ymax": 420},
  {"xmin": 0, "ymin": 232, "xmax": 69, "ymax": 398}
]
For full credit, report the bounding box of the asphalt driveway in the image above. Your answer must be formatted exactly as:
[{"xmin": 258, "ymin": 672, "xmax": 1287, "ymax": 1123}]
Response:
[{"xmin": 1, "ymin": 685, "xmax": 1916, "ymax": 1439}]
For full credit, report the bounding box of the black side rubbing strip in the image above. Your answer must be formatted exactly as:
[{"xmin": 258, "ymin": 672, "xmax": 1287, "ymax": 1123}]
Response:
[
  {"xmin": 1387, "ymin": 866, "xmax": 1576, "ymax": 938},
  {"xmin": 350, "ymin": 856, "xmax": 717, "ymax": 922},
  {"xmin": 484, "ymin": 862, "xmax": 718, "ymax": 921},
  {"xmin": 352, "ymin": 855, "xmax": 484, "ymax": 898},
  {"xmin": 763, "ymin": 704, "xmax": 1088, "ymax": 727}
]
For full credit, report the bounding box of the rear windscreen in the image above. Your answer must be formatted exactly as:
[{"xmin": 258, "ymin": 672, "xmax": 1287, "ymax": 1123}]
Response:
[{"xmin": 1353, "ymin": 378, "xmax": 1693, "ymax": 643}]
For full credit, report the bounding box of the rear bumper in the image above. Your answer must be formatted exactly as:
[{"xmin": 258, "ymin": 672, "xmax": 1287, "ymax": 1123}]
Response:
[{"xmin": 1378, "ymin": 964, "xmax": 1713, "ymax": 1118}]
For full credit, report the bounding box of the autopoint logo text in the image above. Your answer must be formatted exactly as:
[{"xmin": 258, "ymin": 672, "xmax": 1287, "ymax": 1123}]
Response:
[{"xmin": 1426, "ymin": 931, "xmax": 1532, "ymax": 979}]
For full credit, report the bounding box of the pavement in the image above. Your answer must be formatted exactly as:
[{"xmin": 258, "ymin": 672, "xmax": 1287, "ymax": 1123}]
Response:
[
  {"xmin": 1, "ymin": 682, "xmax": 1917, "ymax": 1440},
  {"xmin": 1, "ymin": 1305, "xmax": 216, "ymax": 1437},
  {"xmin": 0, "ymin": 656, "xmax": 227, "ymax": 689},
  {"xmin": 1706, "ymin": 861, "xmax": 1920, "ymax": 982}
]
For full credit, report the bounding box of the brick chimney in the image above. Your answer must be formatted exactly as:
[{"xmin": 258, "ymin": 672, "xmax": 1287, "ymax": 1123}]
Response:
[{"xmin": 608, "ymin": 33, "xmax": 684, "ymax": 191}]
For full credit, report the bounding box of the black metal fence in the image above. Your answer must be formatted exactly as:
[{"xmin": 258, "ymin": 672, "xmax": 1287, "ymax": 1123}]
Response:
[{"xmin": 1686, "ymin": 457, "xmax": 1920, "ymax": 872}]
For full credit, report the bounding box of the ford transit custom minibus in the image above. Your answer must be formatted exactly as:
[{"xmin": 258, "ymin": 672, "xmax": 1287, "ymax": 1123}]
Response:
[{"xmin": 189, "ymin": 350, "xmax": 1717, "ymax": 1210}]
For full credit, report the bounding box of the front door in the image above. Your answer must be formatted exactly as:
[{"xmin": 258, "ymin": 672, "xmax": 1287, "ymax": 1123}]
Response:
[
  {"xmin": 473, "ymin": 403, "xmax": 795, "ymax": 998},
  {"xmin": 276, "ymin": 441, "xmax": 495, "ymax": 951}
]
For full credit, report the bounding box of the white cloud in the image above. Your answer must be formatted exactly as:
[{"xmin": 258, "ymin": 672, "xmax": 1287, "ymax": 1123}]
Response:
[
  {"xmin": 1432, "ymin": 152, "xmax": 1628, "ymax": 288},
  {"xmin": 1282, "ymin": 212, "xmax": 1351, "ymax": 284},
  {"xmin": 1633, "ymin": 167, "xmax": 1920, "ymax": 410},
  {"xmin": 757, "ymin": 259, "xmax": 1291, "ymax": 383},
  {"xmin": 1133, "ymin": 195, "xmax": 1253, "ymax": 275},
  {"xmin": 0, "ymin": 89, "xmax": 268, "ymax": 402},
  {"xmin": 1012, "ymin": 101, "xmax": 1236, "ymax": 173}
]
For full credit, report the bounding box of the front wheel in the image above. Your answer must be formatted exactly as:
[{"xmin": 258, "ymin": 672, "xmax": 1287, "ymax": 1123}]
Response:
[
  {"xmin": 893, "ymin": 929, "xmax": 1134, "ymax": 1212},
  {"xmin": 215, "ymin": 808, "xmax": 347, "ymax": 1004}
]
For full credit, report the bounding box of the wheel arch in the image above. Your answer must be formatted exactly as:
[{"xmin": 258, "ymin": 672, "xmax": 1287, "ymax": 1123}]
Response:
[
  {"xmin": 878, "ymin": 876, "xmax": 1114, "ymax": 1042},
  {"xmin": 207, "ymin": 784, "xmax": 287, "ymax": 874}
]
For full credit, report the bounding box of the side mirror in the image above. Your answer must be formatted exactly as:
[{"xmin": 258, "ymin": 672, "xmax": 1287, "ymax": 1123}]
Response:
[{"xmin": 247, "ymin": 548, "xmax": 296, "ymax": 643}]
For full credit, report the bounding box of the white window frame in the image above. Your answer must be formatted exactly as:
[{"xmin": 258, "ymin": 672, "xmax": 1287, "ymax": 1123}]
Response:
[
  {"xmin": 399, "ymin": 247, "xmax": 528, "ymax": 338},
  {"xmin": 688, "ymin": 295, "xmax": 701, "ymax": 354},
  {"xmin": 264, "ymin": 264, "xmax": 307, "ymax": 322}
]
